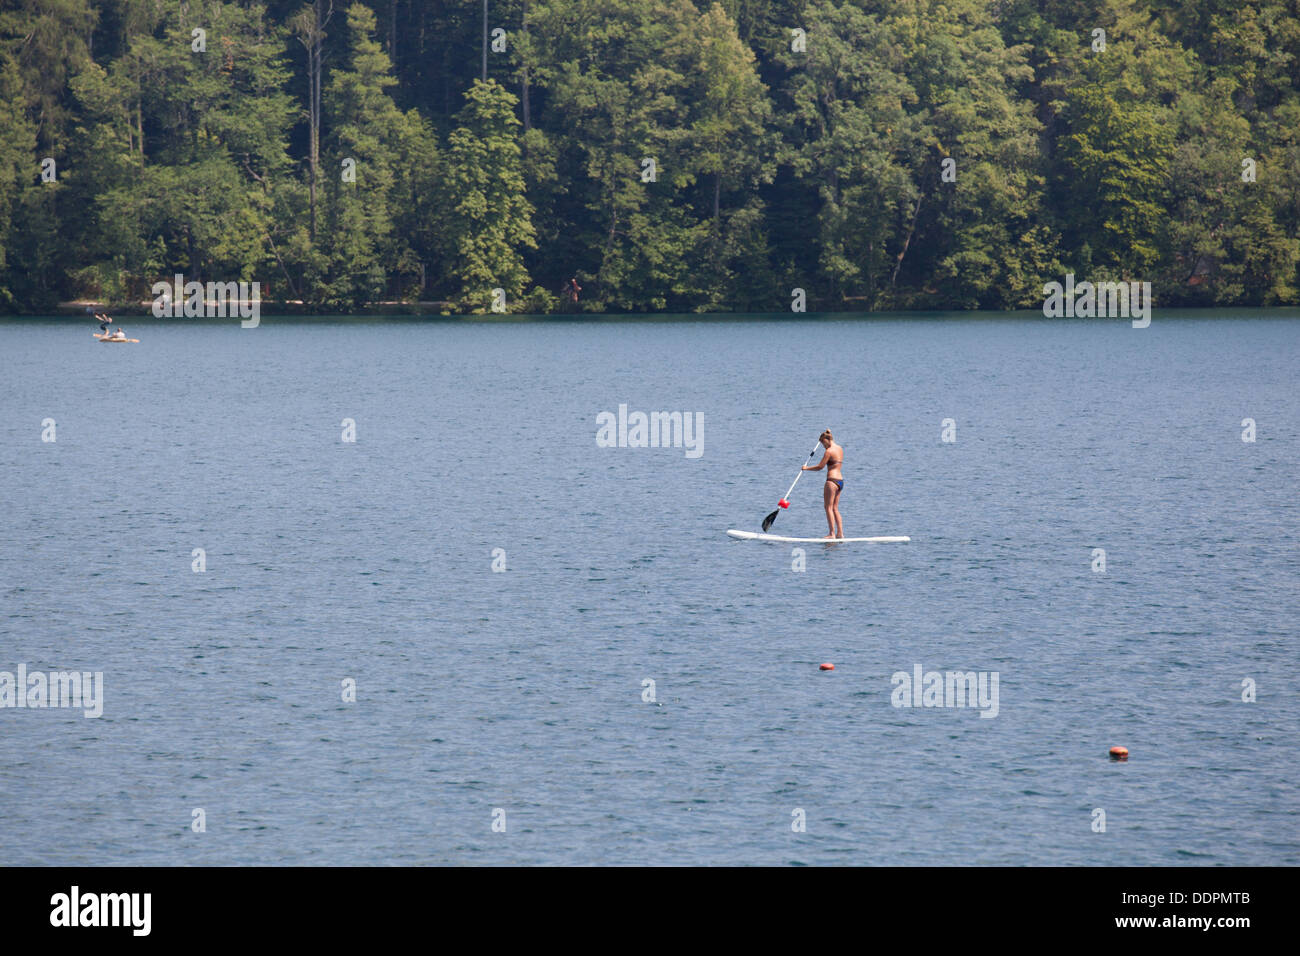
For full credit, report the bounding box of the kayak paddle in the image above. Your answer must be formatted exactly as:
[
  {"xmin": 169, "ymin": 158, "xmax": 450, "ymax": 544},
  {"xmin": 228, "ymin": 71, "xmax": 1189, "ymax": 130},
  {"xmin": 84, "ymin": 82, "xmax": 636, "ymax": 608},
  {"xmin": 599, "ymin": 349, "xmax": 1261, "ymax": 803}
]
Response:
[{"xmin": 762, "ymin": 442, "xmax": 822, "ymax": 532}]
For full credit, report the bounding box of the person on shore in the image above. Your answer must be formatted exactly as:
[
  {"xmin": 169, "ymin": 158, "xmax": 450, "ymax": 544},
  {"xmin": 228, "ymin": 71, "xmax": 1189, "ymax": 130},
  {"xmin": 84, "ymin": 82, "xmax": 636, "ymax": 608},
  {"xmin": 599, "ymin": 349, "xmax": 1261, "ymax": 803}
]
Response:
[
  {"xmin": 801, "ymin": 429, "xmax": 845, "ymax": 539},
  {"xmin": 566, "ymin": 277, "xmax": 581, "ymax": 304}
]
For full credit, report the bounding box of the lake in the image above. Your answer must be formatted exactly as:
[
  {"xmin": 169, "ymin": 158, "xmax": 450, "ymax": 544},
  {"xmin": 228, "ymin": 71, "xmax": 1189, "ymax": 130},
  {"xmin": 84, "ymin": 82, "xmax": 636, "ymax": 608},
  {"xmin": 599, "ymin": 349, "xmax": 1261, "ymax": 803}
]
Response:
[{"xmin": 1, "ymin": 311, "xmax": 1297, "ymax": 865}]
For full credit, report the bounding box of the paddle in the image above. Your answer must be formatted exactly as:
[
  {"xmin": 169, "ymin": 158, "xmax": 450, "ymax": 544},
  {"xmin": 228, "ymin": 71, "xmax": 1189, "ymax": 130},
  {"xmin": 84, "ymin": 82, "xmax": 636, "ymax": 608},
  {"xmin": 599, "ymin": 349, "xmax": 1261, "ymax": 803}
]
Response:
[{"xmin": 762, "ymin": 442, "xmax": 822, "ymax": 532}]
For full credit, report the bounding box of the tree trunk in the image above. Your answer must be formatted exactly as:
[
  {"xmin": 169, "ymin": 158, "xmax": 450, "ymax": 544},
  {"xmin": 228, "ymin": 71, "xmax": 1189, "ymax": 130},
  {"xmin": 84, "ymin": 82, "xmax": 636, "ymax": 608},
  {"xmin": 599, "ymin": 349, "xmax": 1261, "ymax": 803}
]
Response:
[
  {"xmin": 521, "ymin": 1, "xmax": 531, "ymax": 130},
  {"xmin": 308, "ymin": 45, "xmax": 317, "ymax": 239},
  {"xmin": 891, "ymin": 193, "xmax": 923, "ymax": 290},
  {"xmin": 389, "ymin": 0, "xmax": 397, "ymax": 61},
  {"xmin": 293, "ymin": 1, "xmax": 333, "ymax": 242}
]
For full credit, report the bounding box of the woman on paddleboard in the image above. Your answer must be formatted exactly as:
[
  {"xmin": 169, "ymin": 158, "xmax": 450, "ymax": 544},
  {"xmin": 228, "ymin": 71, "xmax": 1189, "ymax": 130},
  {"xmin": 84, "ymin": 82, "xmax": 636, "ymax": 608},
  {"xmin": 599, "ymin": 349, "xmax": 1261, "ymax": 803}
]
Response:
[{"xmin": 802, "ymin": 429, "xmax": 844, "ymax": 539}]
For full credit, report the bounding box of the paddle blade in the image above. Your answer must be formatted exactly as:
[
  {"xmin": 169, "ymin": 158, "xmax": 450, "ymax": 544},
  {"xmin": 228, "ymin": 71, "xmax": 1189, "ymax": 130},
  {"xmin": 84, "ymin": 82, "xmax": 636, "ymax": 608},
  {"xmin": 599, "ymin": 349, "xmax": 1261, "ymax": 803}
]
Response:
[{"xmin": 761, "ymin": 509, "xmax": 779, "ymax": 532}]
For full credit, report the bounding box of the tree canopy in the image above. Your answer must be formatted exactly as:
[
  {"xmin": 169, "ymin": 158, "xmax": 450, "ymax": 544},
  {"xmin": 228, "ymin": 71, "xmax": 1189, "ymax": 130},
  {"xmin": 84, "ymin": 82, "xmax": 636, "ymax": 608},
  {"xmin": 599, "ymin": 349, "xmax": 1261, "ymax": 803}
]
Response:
[{"xmin": 1, "ymin": 0, "xmax": 1296, "ymax": 313}]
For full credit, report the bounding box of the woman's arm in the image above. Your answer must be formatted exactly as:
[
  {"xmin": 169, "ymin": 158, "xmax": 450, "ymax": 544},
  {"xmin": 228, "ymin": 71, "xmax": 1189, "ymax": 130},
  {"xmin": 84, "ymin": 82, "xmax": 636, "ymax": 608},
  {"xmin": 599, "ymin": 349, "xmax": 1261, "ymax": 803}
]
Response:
[{"xmin": 803, "ymin": 451, "xmax": 829, "ymax": 472}]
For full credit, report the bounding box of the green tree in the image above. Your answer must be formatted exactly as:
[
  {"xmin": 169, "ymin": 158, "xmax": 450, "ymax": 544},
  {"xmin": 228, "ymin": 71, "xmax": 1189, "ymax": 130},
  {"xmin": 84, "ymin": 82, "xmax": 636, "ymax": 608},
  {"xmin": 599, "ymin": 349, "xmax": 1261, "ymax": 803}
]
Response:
[
  {"xmin": 64, "ymin": 1, "xmax": 295, "ymax": 302},
  {"xmin": 1055, "ymin": 85, "xmax": 1172, "ymax": 276},
  {"xmin": 441, "ymin": 79, "xmax": 537, "ymax": 311},
  {"xmin": 689, "ymin": 3, "xmax": 779, "ymax": 310},
  {"xmin": 320, "ymin": 3, "xmax": 424, "ymax": 305},
  {"xmin": 0, "ymin": 0, "xmax": 95, "ymax": 310},
  {"xmin": 0, "ymin": 55, "xmax": 39, "ymax": 310}
]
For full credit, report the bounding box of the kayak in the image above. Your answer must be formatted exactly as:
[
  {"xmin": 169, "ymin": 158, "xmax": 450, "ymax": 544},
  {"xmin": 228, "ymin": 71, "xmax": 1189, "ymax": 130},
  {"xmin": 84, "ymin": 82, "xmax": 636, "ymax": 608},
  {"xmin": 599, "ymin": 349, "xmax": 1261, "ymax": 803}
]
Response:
[
  {"xmin": 93, "ymin": 333, "xmax": 139, "ymax": 343},
  {"xmin": 727, "ymin": 530, "xmax": 910, "ymax": 543}
]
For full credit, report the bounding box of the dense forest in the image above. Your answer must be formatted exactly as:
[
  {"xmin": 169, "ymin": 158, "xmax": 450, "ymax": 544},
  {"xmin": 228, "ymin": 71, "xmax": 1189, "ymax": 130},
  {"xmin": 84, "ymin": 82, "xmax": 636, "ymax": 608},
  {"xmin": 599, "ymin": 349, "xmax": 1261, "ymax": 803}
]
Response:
[{"xmin": 0, "ymin": 0, "xmax": 1297, "ymax": 314}]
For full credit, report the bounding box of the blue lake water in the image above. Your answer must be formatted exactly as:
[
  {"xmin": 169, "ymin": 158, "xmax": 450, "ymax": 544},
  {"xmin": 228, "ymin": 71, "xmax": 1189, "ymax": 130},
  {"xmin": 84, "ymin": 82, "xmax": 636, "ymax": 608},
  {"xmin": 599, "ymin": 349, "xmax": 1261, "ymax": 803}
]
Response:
[{"xmin": 1, "ymin": 312, "xmax": 1297, "ymax": 865}]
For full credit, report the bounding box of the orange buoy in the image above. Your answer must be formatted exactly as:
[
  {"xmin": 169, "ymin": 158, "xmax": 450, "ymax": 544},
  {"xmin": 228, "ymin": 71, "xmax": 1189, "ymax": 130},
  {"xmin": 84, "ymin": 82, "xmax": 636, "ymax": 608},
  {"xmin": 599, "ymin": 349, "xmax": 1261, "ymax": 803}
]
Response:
[
  {"xmin": 1109, "ymin": 746, "xmax": 1128, "ymax": 760},
  {"xmin": 819, "ymin": 662, "xmax": 834, "ymax": 670}
]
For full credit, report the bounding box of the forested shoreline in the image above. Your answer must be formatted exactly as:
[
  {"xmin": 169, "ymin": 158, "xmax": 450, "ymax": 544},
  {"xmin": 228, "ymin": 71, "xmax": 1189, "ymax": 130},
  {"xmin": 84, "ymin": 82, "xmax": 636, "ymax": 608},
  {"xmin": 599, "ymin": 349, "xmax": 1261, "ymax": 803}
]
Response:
[{"xmin": 1, "ymin": 0, "xmax": 1297, "ymax": 315}]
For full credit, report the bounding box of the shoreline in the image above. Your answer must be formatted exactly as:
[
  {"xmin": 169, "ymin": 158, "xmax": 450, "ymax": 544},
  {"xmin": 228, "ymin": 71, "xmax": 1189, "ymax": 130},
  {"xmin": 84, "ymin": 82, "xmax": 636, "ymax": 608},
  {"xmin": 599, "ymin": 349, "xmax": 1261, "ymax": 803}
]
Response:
[{"xmin": 12, "ymin": 305, "xmax": 1300, "ymax": 322}]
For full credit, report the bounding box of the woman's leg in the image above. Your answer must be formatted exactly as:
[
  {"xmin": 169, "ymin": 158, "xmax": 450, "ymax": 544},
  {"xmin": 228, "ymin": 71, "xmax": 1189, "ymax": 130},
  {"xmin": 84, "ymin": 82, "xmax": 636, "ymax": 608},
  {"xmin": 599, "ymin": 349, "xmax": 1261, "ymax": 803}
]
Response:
[
  {"xmin": 823, "ymin": 481, "xmax": 836, "ymax": 537},
  {"xmin": 830, "ymin": 485, "xmax": 844, "ymax": 538}
]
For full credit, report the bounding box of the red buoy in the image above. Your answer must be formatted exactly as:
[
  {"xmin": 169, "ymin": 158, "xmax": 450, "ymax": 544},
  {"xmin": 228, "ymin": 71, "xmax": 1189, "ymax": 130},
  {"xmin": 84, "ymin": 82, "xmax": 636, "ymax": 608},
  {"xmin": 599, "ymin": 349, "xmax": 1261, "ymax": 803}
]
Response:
[
  {"xmin": 1109, "ymin": 746, "xmax": 1128, "ymax": 760},
  {"xmin": 819, "ymin": 662, "xmax": 834, "ymax": 670}
]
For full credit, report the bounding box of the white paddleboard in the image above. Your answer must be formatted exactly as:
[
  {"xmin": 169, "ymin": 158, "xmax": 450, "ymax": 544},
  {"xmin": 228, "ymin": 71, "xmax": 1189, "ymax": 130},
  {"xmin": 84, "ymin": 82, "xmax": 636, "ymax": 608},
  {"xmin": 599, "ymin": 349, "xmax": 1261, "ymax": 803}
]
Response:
[{"xmin": 727, "ymin": 530, "xmax": 910, "ymax": 543}]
